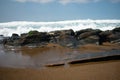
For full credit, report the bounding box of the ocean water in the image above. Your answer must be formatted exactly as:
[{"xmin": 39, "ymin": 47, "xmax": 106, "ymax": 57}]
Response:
[{"xmin": 0, "ymin": 19, "xmax": 120, "ymax": 36}]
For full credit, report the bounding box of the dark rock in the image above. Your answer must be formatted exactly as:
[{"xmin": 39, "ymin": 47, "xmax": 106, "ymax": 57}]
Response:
[
  {"xmin": 3, "ymin": 31, "xmax": 51, "ymax": 46},
  {"xmin": 110, "ymin": 27, "xmax": 120, "ymax": 41},
  {"xmin": 49, "ymin": 29, "xmax": 77, "ymax": 48},
  {"xmin": 99, "ymin": 30, "xmax": 112, "ymax": 36},
  {"xmin": 2, "ymin": 34, "xmax": 20, "ymax": 46},
  {"xmin": 28, "ymin": 30, "xmax": 39, "ymax": 36},
  {"xmin": 3, "ymin": 28, "xmax": 120, "ymax": 47},
  {"xmin": 75, "ymin": 28, "xmax": 93, "ymax": 36},
  {"xmin": 98, "ymin": 30, "xmax": 113, "ymax": 45},
  {"xmin": 57, "ymin": 35, "xmax": 78, "ymax": 48},
  {"xmin": 49, "ymin": 29, "xmax": 75, "ymax": 37},
  {"xmin": 20, "ymin": 33, "xmax": 28, "ymax": 38},
  {"xmin": 75, "ymin": 29, "xmax": 101, "ymax": 37},
  {"xmin": 112, "ymin": 27, "xmax": 120, "ymax": 33},
  {"xmin": 75, "ymin": 29, "xmax": 101, "ymax": 45},
  {"xmin": 2, "ymin": 37, "xmax": 13, "ymax": 45},
  {"xmin": 78, "ymin": 35, "xmax": 99, "ymax": 45},
  {"xmin": 98, "ymin": 28, "xmax": 120, "ymax": 44},
  {"xmin": 11, "ymin": 33, "xmax": 20, "ymax": 40},
  {"xmin": 76, "ymin": 29, "xmax": 101, "ymax": 40},
  {"xmin": 0, "ymin": 35, "xmax": 4, "ymax": 44},
  {"xmin": 19, "ymin": 32, "xmax": 51, "ymax": 46},
  {"xmin": 108, "ymin": 33, "xmax": 120, "ymax": 41},
  {"xmin": 111, "ymin": 39, "xmax": 120, "ymax": 44}
]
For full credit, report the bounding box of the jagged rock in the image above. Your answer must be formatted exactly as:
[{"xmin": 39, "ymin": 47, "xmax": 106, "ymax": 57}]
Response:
[
  {"xmin": 75, "ymin": 29, "xmax": 101, "ymax": 45},
  {"xmin": 75, "ymin": 29, "xmax": 101, "ymax": 37},
  {"xmin": 2, "ymin": 27, "xmax": 120, "ymax": 47},
  {"xmin": 11, "ymin": 33, "xmax": 20, "ymax": 40},
  {"xmin": 76, "ymin": 29, "xmax": 101, "ymax": 40},
  {"xmin": 20, "ymin": 33, "xmax": 28, "ymax": 38},
  {"xmin": 111, "ymin": 27, "xmax": 120, "ymax": 40},
  {"xmin": 0, "ymin": 35, "xmax": 4, "ymax": 44},
  {"xmin": 98, "ymin": 30, "xmax": 112, "ymax": 43},
  {"xmin": 56, "ymin": 35, "xmax": 78, "ymax": 48},
  {"xmin": 112, "ymin": 27, "xmax": 120, "ymax": 33},
  {"xmin": 75, "ymin": 28, "xmax": 93, "ymax": 36},
  {"xmin": 78, "ymin": 35, "xmax": 99, "ymax": 45},
  {"xmin": 49, "ymin": 29, "xmax": 77, "ymax": 48},
  {"xmin": 108, "ymin": 33, "xmax": 120, "ymax": 41},
  {"xmin": 49, "ymin": 29, "xmax": 75, "ymax": 37},
  {"xmin": 3, "ymin": 33, "xmax": 20, "ymax": 46},
  {"xmin": 111, "ymin": 39, "xmax": 120, "ymax": 44},
  {"xmin": 19, "ymin": 32, "xmax": 51, "ymax": 46},
  {"xmin": 98, "ymin": 27, "xmax": 120, "ymax": 44}
]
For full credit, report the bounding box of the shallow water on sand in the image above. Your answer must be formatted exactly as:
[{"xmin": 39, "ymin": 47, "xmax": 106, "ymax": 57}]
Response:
[
  {"xmin": 0, "ymin": 44, "xmax": 79, "ymax": 68},
  {"xmin": 0, "ymin": 44, "xmax": 120, "ymax": 69},
  {"xmin": 0, "ymin": 45, "xmax": 34, "ymax": 68}
]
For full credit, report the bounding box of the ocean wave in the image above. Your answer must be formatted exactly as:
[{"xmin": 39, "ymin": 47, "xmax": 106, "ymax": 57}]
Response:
[{"xmin": 0, "ymin": 19, "xmax": 120, "ymax": 36}]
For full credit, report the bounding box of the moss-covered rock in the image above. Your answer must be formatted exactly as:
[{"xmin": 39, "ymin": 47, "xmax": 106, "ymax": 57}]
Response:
[{"xmin": 28, "ymin": 30, "xmax": 39, "ymax": 36}]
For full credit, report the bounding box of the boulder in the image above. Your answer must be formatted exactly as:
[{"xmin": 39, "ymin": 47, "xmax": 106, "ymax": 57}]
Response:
[
  {"xmin": 98, "ymin": 30, "xmax": 112, "ymax": 42},
  {"xmin": 49, "ymin": 29, "xmax": 77, "ymax": 47},
  {"xmin": 76, "ymin": 29, "xmax": 101, "ymax": 40},
  {"xmin": 3, "ymin": 31, "xmax": 51, "ymax": 46},
  {"xmin": 49, "ymin": 29, "xmax": 75, "ymax": 37},
  {"xmin": 11, "ymin": 33, "xmax": 20, "ymax": 40},
  {"xmin": 56, "ymin": 34, "xmax": 78, "ymax": 48},
  {"xmin": 111, "ymin": 39, "xmax": 120, "ymax": 44},
  {"xmin": 98, "ymin": 28, "xmax": 120, "ymax": 44},
  {"xmin": 75, "ymin": 28, "xmax": 93, "ymax": 36},
  {"xmin": 110, "ymin": 27, "xmax": 120, "ymax": 41},
  {"xmin": 0, "ymin": 35, "xmax": 4, "ymax": 44},
  {"xmin": 75, "ymin": 29, "xmax": 101, "ymax": 36},
  {"xmin": 3, "ymin": 28, "xmax": 120, "ymax": 47},
  {"xmin": 78, "ymin": 35, "xmax": 99, "ymax": 45},
  {"xmin": 19, "ymin": 31, "xmax": 51, "ymax": 46},
  {"xmin": 75, "ymin": 29, "xmax": 101, "ymax": 45},
  {"xmin": 20, "ymin": 33, "xmax": 28, "ymax": 38},
  {"xmin": 112, "ymin": 27, "xmax": 120, "ymax": 33},
  {"xmin": 3, "ymin": 33, "xmax": 20, "ymax": 46},
  {"xmin": 108, "ymin": 33, "xmax": 120, "ymax": 41}
]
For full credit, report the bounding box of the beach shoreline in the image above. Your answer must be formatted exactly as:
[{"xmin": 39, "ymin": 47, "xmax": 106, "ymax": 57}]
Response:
[
  {"xmin": 0, "ymin": 60, "xmax": 120, "ymax": 80},
  {"xmin": 0, "ymin": 27, "xmax": 120, "ymax": 80}
]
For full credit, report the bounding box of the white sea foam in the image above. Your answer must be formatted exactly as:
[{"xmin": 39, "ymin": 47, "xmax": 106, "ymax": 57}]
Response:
[{"xmin": 0, "ymin": 19, "xmax": 120, "ymax": 36}]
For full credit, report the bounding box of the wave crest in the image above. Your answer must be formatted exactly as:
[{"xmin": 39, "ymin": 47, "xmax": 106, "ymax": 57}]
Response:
[{"xmin": 0, "ymin": 19, "xmax": 120, "ymax": 36}]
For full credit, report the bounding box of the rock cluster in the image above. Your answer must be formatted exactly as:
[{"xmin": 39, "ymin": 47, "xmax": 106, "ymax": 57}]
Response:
[{"xmin": 1, "ymin": 27, "xmax": 120, "ymax": 48}]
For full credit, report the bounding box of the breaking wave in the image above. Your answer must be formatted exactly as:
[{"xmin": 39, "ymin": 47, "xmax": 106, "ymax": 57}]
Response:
[{"xmin": 0, "ymin": 19, "xmax": 120, "ymax": 36}]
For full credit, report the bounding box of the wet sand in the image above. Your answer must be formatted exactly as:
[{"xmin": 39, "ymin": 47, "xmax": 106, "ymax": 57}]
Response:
[
  {"xmin": 0, "ymin": 42, "xmax": 120, "ymax": 80},
  {"xmin": 0, "ymin": 60, "xmax": 120, "ymax": 80}
]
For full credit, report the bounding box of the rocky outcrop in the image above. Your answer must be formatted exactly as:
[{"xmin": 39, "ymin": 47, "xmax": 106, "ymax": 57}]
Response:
[
  {"xmin": 97, "ymin": 27, "xmax": 120, "ymax": 45},
  {"xmin": 49, "ymin": 29, "xmax": 75, "ymax": 38},
  {"xmin": 49, "ymin": 29, "xmax": 77, "ymax": 48},
  {"xmin": 19, "ymin": 31, "xmax": 51, "ymax": 46},
  {"xmin": 2, "ymin": 27, "xmax": 120, "ymax": 47},
  {"xmin": 2, "ymin": 33, "xmax": 20, "ymax": 46},
  {"xmin": 75, "ymin": 29, "xmax": 101, "ymax": 45},
  {"xmin": 0, "ymin": 35, "xmax": 4, "ymax": 44}
]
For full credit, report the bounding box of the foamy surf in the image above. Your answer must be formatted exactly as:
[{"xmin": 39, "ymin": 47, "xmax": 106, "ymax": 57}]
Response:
[{"xmin": 0, "ymin": 19, "xmax": 120, "ymax": 36}]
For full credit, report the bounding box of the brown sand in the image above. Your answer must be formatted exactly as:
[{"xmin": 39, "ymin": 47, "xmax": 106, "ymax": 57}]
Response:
[
  {"xmin": 19, "ymin": 42, "xmax": 120, "ymax": 56},
  {"xmin": 0, "ymin": 42, "xmax": 120, "ymax": 80},
  {"xmin": 0, "ymin": 60, "xmax": 120, "ymax": 80},
  {"xmin": 78, "ymin": 42, "xmax": 120, "ymax": 53}
]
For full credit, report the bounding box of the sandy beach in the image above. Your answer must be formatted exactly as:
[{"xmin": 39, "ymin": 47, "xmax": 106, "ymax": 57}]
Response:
[
  {"xmin": 0, "ymin": 60, "xmax": 120, "ymax": 80},
  {"xmin": 0, "ymin": 0, "xmax": 120, "ymax": 79},
  {"xmin": 0, "ymin": 42, "xmax": 120, "ymax": 80}
]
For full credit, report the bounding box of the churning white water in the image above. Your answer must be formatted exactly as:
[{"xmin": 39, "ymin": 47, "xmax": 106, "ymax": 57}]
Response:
[{"xmin": 0, "ymin": 19, "xmax": 120, "ymax": 36}]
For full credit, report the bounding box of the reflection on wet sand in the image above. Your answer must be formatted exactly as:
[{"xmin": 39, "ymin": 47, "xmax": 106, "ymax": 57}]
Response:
[
  {"xmin": 0, "ymin": 44, "xmax": 76, "ymax": 68},
  {"xmin": 0, "ymin": 60, "xmax": 120, "ymax": 80},
  {"xmin": 0, "ymin": 43, "xmax": 120, "ymax": 68}
]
